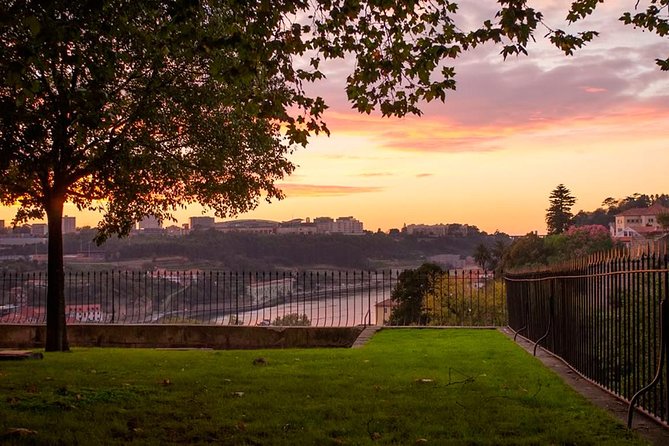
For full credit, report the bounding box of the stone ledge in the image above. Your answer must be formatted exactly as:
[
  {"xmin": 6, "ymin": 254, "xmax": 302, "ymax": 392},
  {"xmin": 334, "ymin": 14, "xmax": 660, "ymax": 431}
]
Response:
[{"xmin": 0, "ymin": 324, "xmax": 365, "ymax": 350}]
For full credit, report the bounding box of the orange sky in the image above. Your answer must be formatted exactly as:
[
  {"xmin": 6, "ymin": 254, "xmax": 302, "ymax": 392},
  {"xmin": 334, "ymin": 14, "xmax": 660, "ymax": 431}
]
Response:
[{"xmin": 1, "ymin": 2, "xmax": 668, "ymax": 236}]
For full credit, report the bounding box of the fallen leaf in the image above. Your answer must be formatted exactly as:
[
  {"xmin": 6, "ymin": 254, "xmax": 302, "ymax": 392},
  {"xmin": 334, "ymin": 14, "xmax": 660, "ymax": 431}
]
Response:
[{"xmin": 233, "ymin": 391, "xmax": 244, "ymax": 398}]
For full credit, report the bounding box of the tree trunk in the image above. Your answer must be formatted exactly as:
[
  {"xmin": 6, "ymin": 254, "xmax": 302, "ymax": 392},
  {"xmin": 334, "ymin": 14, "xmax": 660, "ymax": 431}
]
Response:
[{"xmin": 45, "ymin": 196, "xmax": 69, "ymax": 352}]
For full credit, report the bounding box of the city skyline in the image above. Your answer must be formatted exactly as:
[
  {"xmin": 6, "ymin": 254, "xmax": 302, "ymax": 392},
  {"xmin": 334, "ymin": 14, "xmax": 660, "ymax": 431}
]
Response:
[{"xmin": 0, "ymin": 3, "xmax": 667, "ymax": 236}]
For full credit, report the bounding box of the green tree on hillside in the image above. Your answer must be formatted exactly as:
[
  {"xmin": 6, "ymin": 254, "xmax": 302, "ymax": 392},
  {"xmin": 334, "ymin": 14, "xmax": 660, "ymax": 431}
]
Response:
[
  {"xmin": 546, "ymin": 184, "xmax": 576, "ymax": 235},
  {"xmin": 389, "ymin": 263, "xmax": 443, "ymax": 326},
  {"xmin": 473, "ymin": 243, "xmax": 492, "ymax": 270},
  {"xmin": 658, "ymin": 213, "xmax": 669, "ymax": 229},
  {"xmin": 501, "ymin": 233, "xmax": 549, "ymax": 270}
]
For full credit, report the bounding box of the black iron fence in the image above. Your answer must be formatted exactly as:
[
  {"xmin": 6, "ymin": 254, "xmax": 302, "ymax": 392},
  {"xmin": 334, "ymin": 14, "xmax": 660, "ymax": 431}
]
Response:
[
  {"xmin": 505, "ymin": 244, "xmax": 669, "ymax": 426},
  {"xmin": 0, "ymin": 269, "xmax": 506, "ymax": 327}
]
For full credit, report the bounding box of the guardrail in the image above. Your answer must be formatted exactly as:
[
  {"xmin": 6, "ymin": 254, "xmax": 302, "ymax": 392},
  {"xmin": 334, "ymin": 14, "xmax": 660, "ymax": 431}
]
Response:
[
  {"xmin": 505, "ymin": 244, "xmax": 669, "ymax": 426},
  {"xmin": 0, "ymin": 269, "xmax": 505, "ymax": 328}
]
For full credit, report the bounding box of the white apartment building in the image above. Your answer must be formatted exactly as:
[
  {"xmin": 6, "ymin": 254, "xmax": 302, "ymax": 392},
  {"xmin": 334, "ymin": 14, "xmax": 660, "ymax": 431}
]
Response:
[{"xmin": 314, "ymin": 216, "xmax": 364, "ymax": 235}]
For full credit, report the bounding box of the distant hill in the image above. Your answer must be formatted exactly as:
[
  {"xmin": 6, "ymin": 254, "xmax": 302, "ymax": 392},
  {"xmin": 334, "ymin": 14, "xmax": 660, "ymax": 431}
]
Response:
[{"xmin": 78, "ymin": 230, "xmax": 510, "ymax": 270}]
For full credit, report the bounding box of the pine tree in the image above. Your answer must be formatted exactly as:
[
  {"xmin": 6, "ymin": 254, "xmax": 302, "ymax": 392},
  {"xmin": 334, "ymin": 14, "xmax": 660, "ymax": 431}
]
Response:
[{"xmin": 546, "ymin": 184, "xmax": 576, "ymax": 235}]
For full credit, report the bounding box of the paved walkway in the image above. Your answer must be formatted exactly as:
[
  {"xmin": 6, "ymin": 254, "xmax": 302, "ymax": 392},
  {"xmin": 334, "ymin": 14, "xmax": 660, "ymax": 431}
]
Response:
[
  {"xmin": 351, "ymin": 325, "xmax": 382, "ymax": 348},
  {"xmin": 498, "ymin": 327, "xmax": 669, "ymax": 446}
]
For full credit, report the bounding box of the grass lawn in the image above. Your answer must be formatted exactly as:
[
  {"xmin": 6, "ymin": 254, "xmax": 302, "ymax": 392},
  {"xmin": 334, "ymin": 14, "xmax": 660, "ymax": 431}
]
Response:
[{"xmin": 0, "ymin": 329, "xmax": 646, "ymax": 445}]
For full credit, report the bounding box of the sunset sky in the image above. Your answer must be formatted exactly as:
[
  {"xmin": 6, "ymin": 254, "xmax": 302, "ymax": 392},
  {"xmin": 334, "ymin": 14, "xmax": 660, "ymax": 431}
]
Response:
[{"xmin": 1, "ymin": 2, "xmax": 668, "ymax": 236}]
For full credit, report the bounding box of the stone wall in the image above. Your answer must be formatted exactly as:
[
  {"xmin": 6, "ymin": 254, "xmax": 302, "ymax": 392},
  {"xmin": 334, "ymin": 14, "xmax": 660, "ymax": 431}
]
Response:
[{"xmin": 0, "ymin": 324, "xmax": 365, "ymax": 350}]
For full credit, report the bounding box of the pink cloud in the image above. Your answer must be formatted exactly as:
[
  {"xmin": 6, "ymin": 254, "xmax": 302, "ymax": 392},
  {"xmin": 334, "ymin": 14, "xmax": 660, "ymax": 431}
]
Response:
[{"xmin": 582, "ymin": 86, "xmax": 607, "ymax": 93}]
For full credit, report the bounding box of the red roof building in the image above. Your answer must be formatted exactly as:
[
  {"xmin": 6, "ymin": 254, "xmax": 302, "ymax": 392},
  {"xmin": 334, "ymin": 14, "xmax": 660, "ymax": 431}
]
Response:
[{"xmin": 612, "ymin": 202, "xmax": 669, "ymax": 243}]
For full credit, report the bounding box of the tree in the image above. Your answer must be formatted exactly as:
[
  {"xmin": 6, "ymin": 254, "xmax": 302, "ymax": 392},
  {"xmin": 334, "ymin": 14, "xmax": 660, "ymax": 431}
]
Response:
[
  {"xmin": 546, "ymin": 184, "xmax": 576, "ymax": 235},
  {"xmin": 389, "ymin": 263, "xmax": 443, "ymax": 325},
  {"xmin": 423, "ymin": 275, "xmax": 506, "ymax": 326},
  {"xmin": 658, "ymin": 213, "xmax": 669, "ymax": 229},
  {"xmin": 473, "ymin": 243, "xmax": 492, "ymax": 270},
  {"xmin": 500, "ymin": 232, "xmax": 549, "ymax": 270},
  {"xmin": 544, "ymin": 224, "xmax": 615, "ymax": 263},
  {"xmin": 273, "ymin": 313, "xmax": 311, "ymax": 326},
  {"xmin": 0, "ymin": 1, "xmax": 327, "ymax": 351}
]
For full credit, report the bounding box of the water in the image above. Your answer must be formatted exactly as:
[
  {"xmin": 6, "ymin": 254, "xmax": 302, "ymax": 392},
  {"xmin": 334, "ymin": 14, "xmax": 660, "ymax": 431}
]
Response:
[{"xmin": 215, "ymin": 290, "xmax": 391, "ymax": 327}]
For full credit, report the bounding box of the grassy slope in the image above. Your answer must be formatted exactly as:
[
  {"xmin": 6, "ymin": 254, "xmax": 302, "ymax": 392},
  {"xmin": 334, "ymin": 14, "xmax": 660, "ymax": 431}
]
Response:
[{"xmin": 0, "ymin": 329, "xmax": 646, "ymax": 445}]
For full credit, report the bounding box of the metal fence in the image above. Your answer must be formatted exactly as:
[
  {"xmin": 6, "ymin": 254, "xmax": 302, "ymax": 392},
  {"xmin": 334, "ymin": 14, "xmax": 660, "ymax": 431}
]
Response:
[
  {"xmin": 0, "ymin": 269, "xmax": 506, "ymax": 327},
  {"xmin": 505, "ymin": 244, "xmax": 669, "ymax": 426}
]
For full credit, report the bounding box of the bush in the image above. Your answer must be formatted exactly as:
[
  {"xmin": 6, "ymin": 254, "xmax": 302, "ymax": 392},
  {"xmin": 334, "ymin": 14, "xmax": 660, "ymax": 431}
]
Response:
[{"xmin": 273, "ymin": 313, "xmax": 311, "ymax": 326}]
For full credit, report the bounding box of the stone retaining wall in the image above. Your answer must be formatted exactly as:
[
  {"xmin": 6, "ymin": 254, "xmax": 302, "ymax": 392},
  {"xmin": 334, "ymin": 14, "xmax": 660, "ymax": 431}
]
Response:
[{"xmin": 0, "ymin": 324, "xmax": 365, "ymax": 350}]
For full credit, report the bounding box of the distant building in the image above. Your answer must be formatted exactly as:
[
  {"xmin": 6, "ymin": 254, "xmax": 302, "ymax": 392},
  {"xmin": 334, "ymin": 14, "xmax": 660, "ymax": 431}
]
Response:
[
  {"xmin": 0, "ymin": 220, "xmax": 4, "ymax": 231},
  {"xmin": 66, "ymin": 304, "xmax": 104, "ymax": 323},
  {"xmin": 164, "ymin": 225, "xmax": 186, "ymax": 236},
  {"xmin": 314, "ymin": 217, "xmax": 334, "ymax": 233},
  {"xmin": 62, "ymin": 215, "xmax": 76, "ymax": 234},
  {"xmin": 332, "ymin": 216, "xmax": 364, "ymax": 235},
  {"xmin": 611, "ymin": 202, "xmax": 669, "ymax": 243},
  {"xmin": 138, "ymin": 215, "xmax": 162, "ymax": 230},
  {"xmin": 403, "ymin": 223, "xmax": 473, "ymax": 237},
  {"xmin": 30, "ymin": 223, "xmax": 48, "ymax": 237},
  {"xmin": 314, "ymin": 216, "xmax": 364, "ymax": 235},
  {"xmin": 215, "ymin": 219, "xmax": 278, "ymax": 234},
  {"xmin": 189, "ymin": 216, "xmax": 215, "ymax": 230},
  {"xmin": 276, "ymin": 218, "xmax": 317, "ymax": 235},
  {"xmin": 375, "ymin": 299, "xmax": 397, "ymax": 326}
]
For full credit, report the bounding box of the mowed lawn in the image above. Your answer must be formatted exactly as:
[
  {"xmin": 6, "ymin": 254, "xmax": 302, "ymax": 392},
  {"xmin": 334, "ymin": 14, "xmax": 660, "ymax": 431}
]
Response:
[{"xmin": 0, "ymin": 329, "xmax": 646, "ymax": 445}]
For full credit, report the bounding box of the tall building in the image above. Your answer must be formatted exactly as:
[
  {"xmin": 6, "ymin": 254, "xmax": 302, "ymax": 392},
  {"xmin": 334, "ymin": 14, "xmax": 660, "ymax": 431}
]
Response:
[
  {"xmin": 333, "ymin": 216, "xmax": 364, "ymax": 235},
  {"xmin": 0, "ymin": 220, "xmax": 4, "ymax": 231},
  {"xmin": 189, "ymin": 216, "xmax": 215, "ymax": 230},
  {"xmin": 314, "ymin": 217, "xmax": 335, "ymax": 233},
  {"xmin": 62, "ymin": 215, "xmax": 76, "ymax": 234},
  {"xmin": 313, "ymin": 216, "xmax": 364, "ymax": 235}
]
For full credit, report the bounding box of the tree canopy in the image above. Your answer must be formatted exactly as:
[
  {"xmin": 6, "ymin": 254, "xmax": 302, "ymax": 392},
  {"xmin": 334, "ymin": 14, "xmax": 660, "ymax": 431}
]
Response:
[
  {"xmin": 389, "ymin": 263, "xmax": 443, "ymax": 325},
  {"xmin": 546, "ymin": 184, "xmax": 576, "ymax": 235}
]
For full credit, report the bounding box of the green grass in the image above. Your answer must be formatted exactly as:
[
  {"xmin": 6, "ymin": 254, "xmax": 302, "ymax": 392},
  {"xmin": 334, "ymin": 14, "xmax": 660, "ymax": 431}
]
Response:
[{"xmin": 0, "ymin": 329, "xmax": 646, "ymax": 445}]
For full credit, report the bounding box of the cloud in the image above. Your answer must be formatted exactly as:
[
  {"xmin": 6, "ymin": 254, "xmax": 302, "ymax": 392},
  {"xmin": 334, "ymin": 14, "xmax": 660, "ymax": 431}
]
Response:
[
  {"xmin": 355, "ymin": 172, "xmax": 393, "ymax": 177},
  {"xmin": 416, "ymin": 173, "xmax": 433, "ymax": 178},
  {"xmin": 290, "ymin": 3, "xmax": 669, "ymax": 159},
  {"xmin": 582, "ymin": 86, "xmax": 607, "ymax": 93},
  {"xmin": 277, "ymin": 183, "xmax": 383, "ymax": 197}
]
